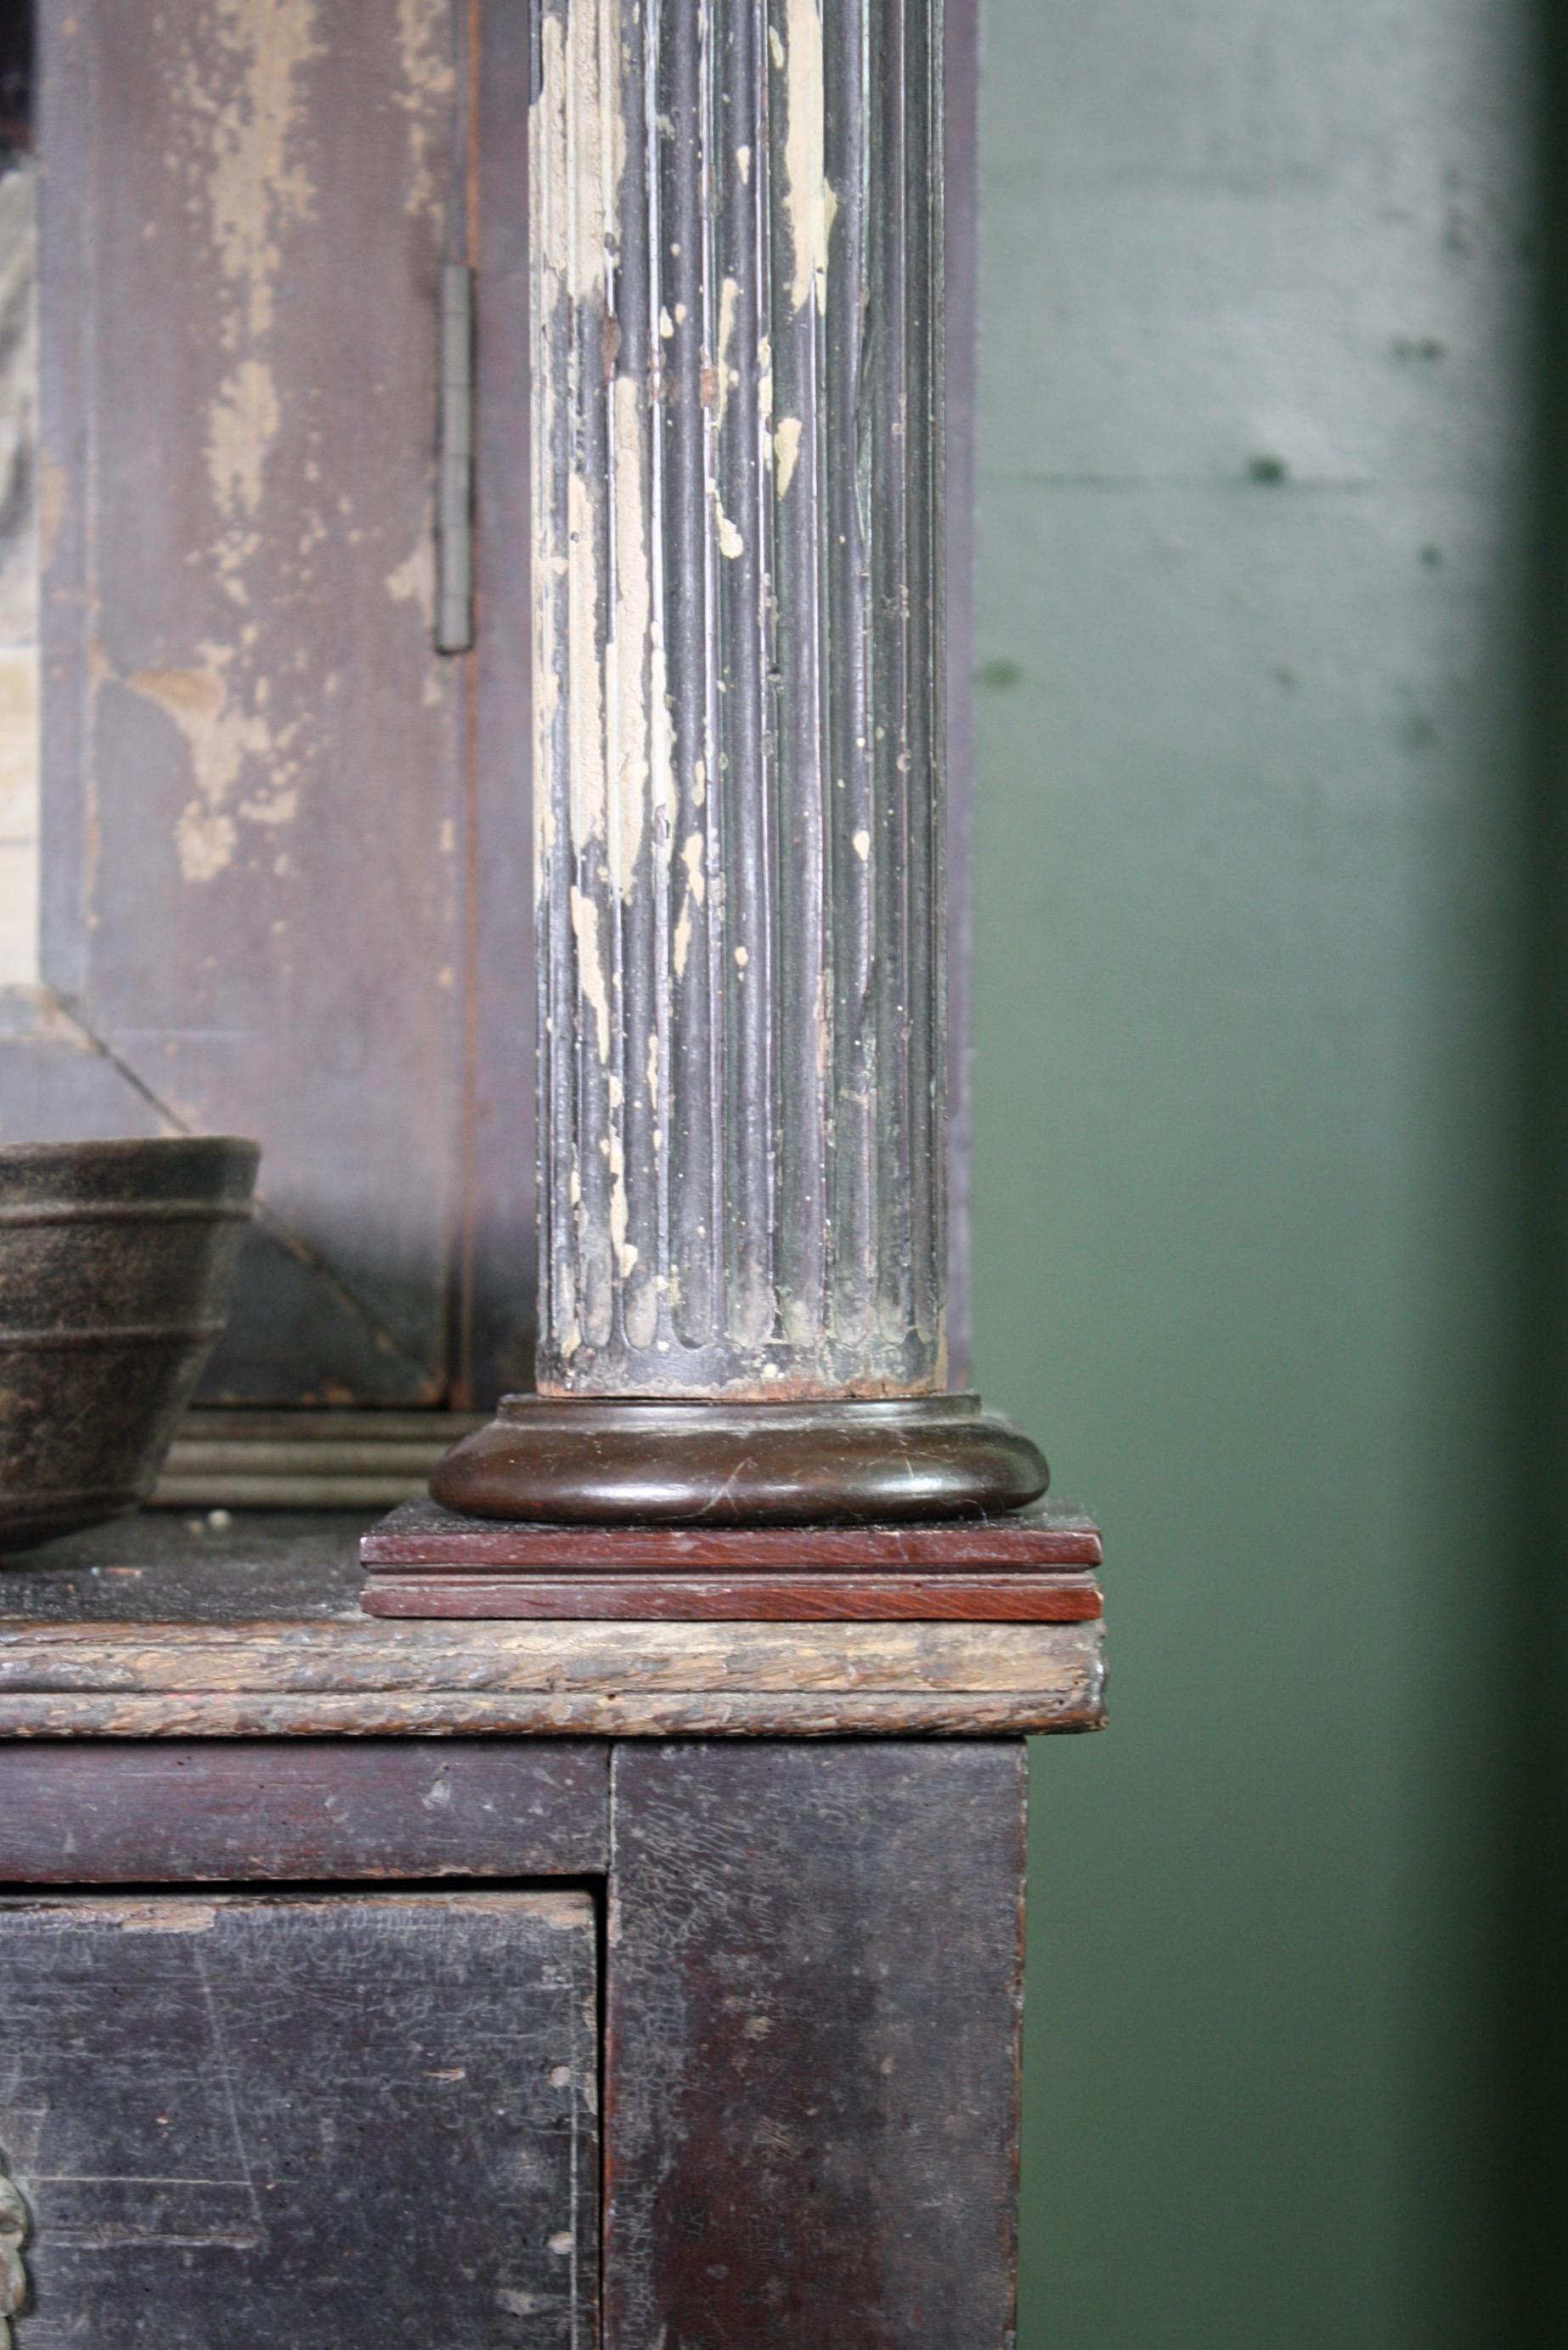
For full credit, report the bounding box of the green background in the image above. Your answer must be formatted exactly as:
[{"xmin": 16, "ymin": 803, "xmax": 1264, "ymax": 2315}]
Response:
[{"xmin": 969, "ymin": 1, "xmax": 1565, "ymax": 2341}]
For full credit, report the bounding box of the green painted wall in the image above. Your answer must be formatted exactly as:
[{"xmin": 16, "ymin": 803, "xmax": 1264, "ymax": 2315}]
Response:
[{"xmin": 970, "ymin": 3, "xmax": 1542, "ymax": 2342}]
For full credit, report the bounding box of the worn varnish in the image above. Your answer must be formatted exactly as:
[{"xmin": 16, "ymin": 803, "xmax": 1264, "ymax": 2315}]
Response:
[
  {"xmin": 362, "ymin": 1568, "xmax": 1103, "ymax": 1618},
  {"xmin": 534, "ymin": 0, "xmax": 948, "ymax": 1398},
  {"xmin": 0, "ymin": 1512, "xmax": 1105, "ymax": 1732},
  {"xmin": 0, "ymin": 1741, "xmax": 610, "ymax": 1882},
  {"xmin": 0, "ymin": 1891, "xmax": 598, "ymax": 2346},
  {"xmin": 27, "ymin": 0, "xmax": 469, "ymax": 1403},
  {"xmin": 606, "ymin": 1742, "xmax": 1026, "ymax": 2349},
  {"xmin": 364, "ymin": 1493, "xmax": 1103, "ymax": 1568}
]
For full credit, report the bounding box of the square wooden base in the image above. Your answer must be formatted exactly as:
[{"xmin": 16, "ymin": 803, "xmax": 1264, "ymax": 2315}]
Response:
[{"xmin": 359, "ymin": 1500, "xmax": 1103, "ymax": 1622}]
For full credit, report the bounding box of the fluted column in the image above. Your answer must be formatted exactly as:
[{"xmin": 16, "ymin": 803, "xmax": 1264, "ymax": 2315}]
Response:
[
  {"xmin": 533, "ymin": 0, "xmax": 945, "ymax": 1400},
  {"xmin": 431, "ymin": 0, "xmax": 1048, "ymax": 1523}
]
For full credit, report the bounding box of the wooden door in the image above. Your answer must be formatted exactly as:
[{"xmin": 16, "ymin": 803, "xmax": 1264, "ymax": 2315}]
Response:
[
  {"xmin": 3, "ymin": 0, "xmax": 537, "ymax": 1408},
  {"xmin": 0, "ymin": 1890, "xmax": 598, "ymax": 2345}
]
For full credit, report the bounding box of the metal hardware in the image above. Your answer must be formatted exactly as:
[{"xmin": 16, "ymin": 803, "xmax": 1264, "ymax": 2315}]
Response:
[
  {"xmin": 0, "ymin": 2157, "xmax": 28, "ymax": 2347},
  {"xmin": 437, "ymin": 262, "xmax": 475, "ymax": 652}
]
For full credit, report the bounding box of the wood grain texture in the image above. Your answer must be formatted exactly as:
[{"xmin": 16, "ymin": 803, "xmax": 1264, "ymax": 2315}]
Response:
[
  {"xmin": 360, "ymin": 1570, "xmax": 1103, "ymax": 1619},
  {"xmin": 24, "ymin": 1, "xmax": 484, "ymax": 1406},
  {"xmin": 363, "ymin": 1494, "xmax": 1103, "ymax": 1568},
  {"xmin": 0, "ymin": 1509, "xmax": 373, "ymax": 1621},
  {"xmin": 0, "ymin": 1688, "xmax": 1100, "ymax": 1737},
  {"xmin": 0, "ymin": 1513, "xmax": 1105, "ymax": 1735},
  {"xmin": 0, "ymin": 1891, "xmax": 598, "ymax": 2346},
  {"xmin": 533, "ymin": 0, "xmax": 948, "ymax": 1399},
  {"xmin": 0, "ymin": 1616, "xmax": 1102, "ymax": 1692},
  {"xmin": 0, "ymin": 1741, "xmax": 610, "ymax": 1881},
  {"xmin": 605, "ymin": 1742, "xmax": 1026, "ymax": 2348}
]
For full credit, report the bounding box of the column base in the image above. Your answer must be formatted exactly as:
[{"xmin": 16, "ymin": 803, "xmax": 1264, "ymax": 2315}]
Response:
[{"xmin": 427, "ymin": 1392, "xmax": 1048, "ymax": 1526}]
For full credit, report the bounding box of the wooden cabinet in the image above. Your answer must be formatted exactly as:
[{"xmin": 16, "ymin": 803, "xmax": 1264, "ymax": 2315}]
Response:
[
  {"xmin": 0, "ymin": 1514, "xmax": 1091, "ymax": 2348},
  {"xmin": 0, "ymin": 1892, "xmax": 598, "ymax": 2347}
]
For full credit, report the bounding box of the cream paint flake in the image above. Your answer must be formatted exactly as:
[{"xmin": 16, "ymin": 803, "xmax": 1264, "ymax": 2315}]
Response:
[
  {"xmin": 206, "ymin": 356, "xmax": 279, "ymax": 518},
  {"xmin": 570, "ymin": 884, "xmax": 612, "ymax": 1064},
  {"xmin": 394, "ymin": 0, "xmax": 456, "ymax": 219},
  {"xmin": 781, "ymin": 0, "xmax": 833, "ymax": 312},
  {"xmin": 127, "ymin": 649, "xmax": 285, "ymax": 884},
  {"xmin": 185, "ymin": 0, "xmax": 321, "ymax": 351},
  {"xmin": 609, "ymin": 376, "xmax": 651, "ymax": 899},
  {"xmin": 566, "ymin": 470, "xmax": 607, "ymax": 853},
  {"xmin": 715, "ymin": 276, "xmax": 741, "ymax": 429},
  {"xmin": 774, "ymin": 415, "xmax": 804, "ymax": 498},
  {"xmin": 386, "ymin": 534, "xmax": 437, "ymax": 624}
]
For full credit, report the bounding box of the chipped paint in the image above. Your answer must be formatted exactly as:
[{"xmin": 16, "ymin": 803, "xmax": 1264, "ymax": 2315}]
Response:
[
  {"xmin": 716, "ymin": 275, "xmax": 741, "ymax": 429},
  {"xmin": 183, "ymin": 0, "xmax": 320, "ymax": 350},
  {"xmin": 566, "ymin": 470, "xmax": 607, "ymax": 855},
  {"xmin": 127, "ymin": 651, "xmax": 279, "ymax": 883},
  {"xmin": 781, "ymin": 0, "xmax": 832, "ymax": 313},
  {"xmin": 386, "ymin": 534, "xmax": 437, "ymax": 625},
  {"xmin": 713, "ymin": 498, "xmax": 744, "ymax": 559},
  {"xmin": 533, "ymin": 0, "xmax": 945, "ymax": 1397},
  {"xmin": 774, "ymin": 414, "xmax": 804, "ymax": 498},
  {"xmin": 394, "ymin": 0, "xmax": 456, "ymax": 219},
  {"xmin": 107, "ymin": 1901, "xmax": 218, "ymax": 1935},
  {"xmin": 610, "ymin": 375, "xmax": 651, "ymax": 901},
  {"xmin": 206, "ymin": 354, "xmax": 279, "ymax": 517},
  {"xmin": 570, "ymin": 884, "xmax": 611, "ymax": 1062}
]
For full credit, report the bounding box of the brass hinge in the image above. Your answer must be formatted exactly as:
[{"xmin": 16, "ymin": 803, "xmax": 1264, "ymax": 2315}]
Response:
[{"xmin": 437, "ymin": 262, "xmax": 476, "ymax": 653}]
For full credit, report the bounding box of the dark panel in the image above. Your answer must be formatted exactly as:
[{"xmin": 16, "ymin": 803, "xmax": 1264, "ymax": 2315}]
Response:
[
  {"xmin": 0, "ymin": 1890, "xmax": 598, "ymax": 2345},
  {"xmin": 37, "ymin": 0, "xmax": 469, "ymax": 1403},
  {"xmin": 606, "ymin": 1741, "xmax": 1027, "ymax": 2349},
  {"xmin": 0, "ymin": 1741, "xmax": 609, "ymax": 1881}
]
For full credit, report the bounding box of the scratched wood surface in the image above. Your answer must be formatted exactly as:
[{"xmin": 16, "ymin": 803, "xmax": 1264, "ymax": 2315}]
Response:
[
  {"xmin": 0, "ymin": 1742, "xmax": 610, "ymax": 1882},
  {"xmin": 0, "ymin": 1512, "xmax": 1106, "ymax": 1734},
  {"xmin": 0, "ymin": 1890, "xmax": 598, "ymax": 2347},
  {"xmin": 363, "ymin": 1494, "xmax": 1104, "ymax": 1569},
  {"xmin": 605, "ymin": 1741, "xmax": 1027, "ymax": 2349},
  {"xmin": 361, "ymin": 1568, "xmax": 1103, "ymax": 1619},
  {"xmin": 9, "ymin": 0, "xmax": 542, "ymax": 1406}
]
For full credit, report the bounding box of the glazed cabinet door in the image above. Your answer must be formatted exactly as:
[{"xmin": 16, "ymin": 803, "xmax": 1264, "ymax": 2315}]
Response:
[{"xmin": 0, "ymin": 1890, "xmax": 598, "ymax": 2346}]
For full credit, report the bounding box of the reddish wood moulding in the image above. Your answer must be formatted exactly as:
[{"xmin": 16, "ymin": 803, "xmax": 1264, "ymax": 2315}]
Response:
[
  {"xmin": 359, "ymin": 1499, "xmax": 1105, "ymax": 1624},
  {"xmin": 361, "ymin": 1496, "xmax": 1102, "ymax": 1571},
  {"xmin": 360, "ymin": 1571, "xmax": 1104, "ymax": 1621}
]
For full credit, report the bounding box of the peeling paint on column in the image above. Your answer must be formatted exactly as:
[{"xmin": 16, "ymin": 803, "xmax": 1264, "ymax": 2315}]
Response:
[{"xmin": 535, "ymin": 0, "xmax": 946, "ymax": 1398}]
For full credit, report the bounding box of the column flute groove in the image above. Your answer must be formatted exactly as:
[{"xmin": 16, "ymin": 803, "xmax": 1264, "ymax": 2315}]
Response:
[{"xmin": 432, "ymin": 0, "xmax": 1051, "ymax": 1524}]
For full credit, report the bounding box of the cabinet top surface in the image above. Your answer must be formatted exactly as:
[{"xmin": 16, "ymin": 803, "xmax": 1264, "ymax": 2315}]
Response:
[{"xmin": 0, "ymin": 1511, "xmax": 1105, "ymax": 1742}]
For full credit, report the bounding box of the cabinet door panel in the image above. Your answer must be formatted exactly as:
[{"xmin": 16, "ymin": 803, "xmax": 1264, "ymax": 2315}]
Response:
[
  {"xmin": 0, "ymin": 1891, "xmax": 598, "ymax": 2346},
  {"xmin": 19, "ymin": 0, "xmax": 544, "ymax": 1406}
]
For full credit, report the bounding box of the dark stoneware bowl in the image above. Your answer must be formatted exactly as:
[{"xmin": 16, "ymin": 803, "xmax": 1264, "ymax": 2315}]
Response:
[{"xmin": 0, "ymin": 1137, "xmax": 259, "ymax": 1553}]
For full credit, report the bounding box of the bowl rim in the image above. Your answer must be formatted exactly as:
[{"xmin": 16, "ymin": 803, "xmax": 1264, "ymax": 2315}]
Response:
[{"xmin": 0, "ymin": 1134, "xmax": 259, "ymax": 1162}]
